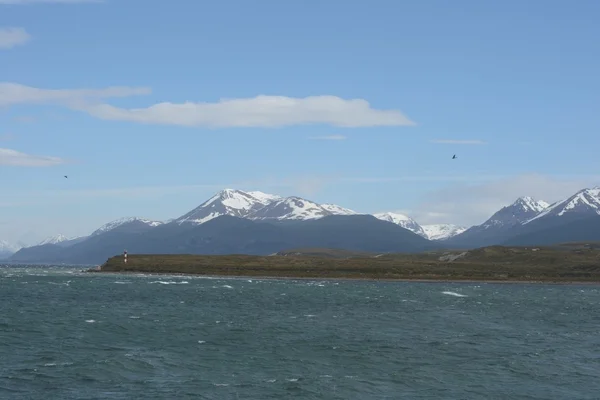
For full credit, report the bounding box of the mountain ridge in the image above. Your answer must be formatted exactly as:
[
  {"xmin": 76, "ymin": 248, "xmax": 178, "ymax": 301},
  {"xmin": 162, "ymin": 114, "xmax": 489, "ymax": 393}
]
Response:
[{"xmin": 8, "ymin": 185, "xmax": 600, "ymax": 262}]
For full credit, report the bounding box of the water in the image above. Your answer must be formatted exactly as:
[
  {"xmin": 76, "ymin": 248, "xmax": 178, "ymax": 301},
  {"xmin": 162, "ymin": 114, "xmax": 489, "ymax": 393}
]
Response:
[{"xmin": 1, "ymin": 265, "xmax": 600, "ymax": 399}]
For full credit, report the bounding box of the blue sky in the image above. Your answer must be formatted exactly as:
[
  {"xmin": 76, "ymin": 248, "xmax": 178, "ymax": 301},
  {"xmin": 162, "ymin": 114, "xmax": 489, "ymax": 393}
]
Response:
[{"xmin": 1, "ymin": 0, "xmax": 599, "ymax": 244}]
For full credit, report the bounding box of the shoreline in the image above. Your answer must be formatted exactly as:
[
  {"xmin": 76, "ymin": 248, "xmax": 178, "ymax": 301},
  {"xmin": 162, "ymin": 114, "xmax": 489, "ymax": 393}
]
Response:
[{"xmin": 88, "ymin": 270, "xmax": 600, "ymax": 286}]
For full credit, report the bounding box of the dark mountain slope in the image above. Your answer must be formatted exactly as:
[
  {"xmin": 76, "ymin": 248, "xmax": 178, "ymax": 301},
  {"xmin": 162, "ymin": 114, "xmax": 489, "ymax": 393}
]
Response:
[{"xmin": 10, "ymin": 215, "xmax": 439, "ymax": 264}]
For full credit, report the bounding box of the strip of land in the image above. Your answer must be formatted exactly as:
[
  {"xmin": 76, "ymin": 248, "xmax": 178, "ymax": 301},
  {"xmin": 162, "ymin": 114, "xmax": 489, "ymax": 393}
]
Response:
[{"xmin": 91, "ymin": 243, "xmax": 600, "ymax": 283}]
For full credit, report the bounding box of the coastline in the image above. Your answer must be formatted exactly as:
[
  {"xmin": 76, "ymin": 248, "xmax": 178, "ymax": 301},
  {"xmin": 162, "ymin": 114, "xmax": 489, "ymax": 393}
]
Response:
[
  {"xmin": 91, "ymin": 247, "xmax": 600, "ymax": 285},
  {"xmin": 88, "ymin": 270, "xmax": 600, "ymax": 286}
]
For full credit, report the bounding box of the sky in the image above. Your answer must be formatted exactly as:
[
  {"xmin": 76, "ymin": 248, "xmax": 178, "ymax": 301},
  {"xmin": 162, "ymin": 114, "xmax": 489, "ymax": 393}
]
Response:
[{"xmin": 1, "ymin": 0, "xmax": 600, "ymax": 245}]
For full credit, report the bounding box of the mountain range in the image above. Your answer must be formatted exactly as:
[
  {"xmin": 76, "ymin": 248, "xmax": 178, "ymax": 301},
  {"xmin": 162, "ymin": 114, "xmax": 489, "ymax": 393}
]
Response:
[{"xmin": 4, "ymin": 186, "xmax": 600, "ymax": 264}]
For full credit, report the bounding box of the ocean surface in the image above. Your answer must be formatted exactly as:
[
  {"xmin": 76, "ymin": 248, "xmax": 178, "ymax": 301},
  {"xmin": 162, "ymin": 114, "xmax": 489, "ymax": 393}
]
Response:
[{"xmin": 1, "ymin": 265, "xmax": 599, "ymax": 399}]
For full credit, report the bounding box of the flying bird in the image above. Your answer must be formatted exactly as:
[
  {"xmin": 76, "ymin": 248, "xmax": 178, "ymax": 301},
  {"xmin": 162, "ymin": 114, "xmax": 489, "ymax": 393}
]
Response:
[
  {"xmin": 64, "ymin": 175, "xmax": 68, "ymax": 179},
  {"xmin": 452, "ymin": 154, "xmax": 457, "ymax": 159}
]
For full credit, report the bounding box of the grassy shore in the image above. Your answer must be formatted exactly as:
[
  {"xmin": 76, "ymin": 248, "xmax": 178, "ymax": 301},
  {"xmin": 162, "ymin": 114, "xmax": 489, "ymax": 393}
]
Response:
[{"xmin": 93, "ymin": 243, "xmax": 600, "ymax": 283}]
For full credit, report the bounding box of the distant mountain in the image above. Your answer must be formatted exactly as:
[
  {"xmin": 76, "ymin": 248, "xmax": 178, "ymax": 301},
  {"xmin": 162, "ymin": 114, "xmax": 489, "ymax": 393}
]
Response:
[
  {"xmin": 9, "ymin": 215, "xmax": 439, "ymax": 264},
  {"xmin": 444, "ymin": 196, "xmax": 550, "ymax": 247},
  {"xmin": 503, "ymin": 215, "xmax": 600, "ymax": 246},
  {"xmin": 91, "ymin": 217, "xmax": 164, "ymax": 236},
  {"xmin": 500, "ymin": 187, "xmax": 600, "ymax": 245},
  {"xmin": 249, "ymin": 196, "xmax": 332, "ymax": 220},
  {"xmin": 421, "ymin": 224, "xmax": 467, "ymax": 241},
  {"xmin": 38, "ymin": 234, "xmax": 72, "ymax": 246},
  {"xmin": 175, "ymin": 189, "xmax": 277, "ymax": 224},
  {"xmin": 13, "ymin": 185, "xmax": 600, "ymax": 263},
  {"xmin": 320, "ymin": 203, "xmax": 359, "ymax": 216},
  {"xmin": 373, "ymin": 212, "xmax": 426, "ymax": 237},
  {"xmin": 38, "ymin": 235, "xmax": 89, "ymax": 248},
  {"xmin": 0, "ymin": 240, "xmax": 21, "ymax": 259},
  {"xmin": 523, "ymin": 187, "xmax": 600, "ymax": 226}
]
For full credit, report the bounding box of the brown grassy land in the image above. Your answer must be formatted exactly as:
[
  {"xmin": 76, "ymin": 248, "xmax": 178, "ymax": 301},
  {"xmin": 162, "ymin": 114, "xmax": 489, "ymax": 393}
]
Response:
[{"xmin": 92, "ymin": 242, "xmax": 600, "ymax": 283}]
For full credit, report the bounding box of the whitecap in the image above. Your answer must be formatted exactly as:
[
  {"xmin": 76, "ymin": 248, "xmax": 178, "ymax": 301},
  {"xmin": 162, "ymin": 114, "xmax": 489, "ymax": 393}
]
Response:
[
  {"xmin": 442, "ymin": 291, "xmax": 468, "ymax": 297},
  {"xmin": 85, "ymin": 319, "xmax": 96, "ymax": 323}
]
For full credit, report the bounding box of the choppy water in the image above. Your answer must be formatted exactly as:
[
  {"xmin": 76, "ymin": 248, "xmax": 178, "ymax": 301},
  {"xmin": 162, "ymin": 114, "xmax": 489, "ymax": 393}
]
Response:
[{"xmin": 1, "ymin": 265, "xmax": 600, "ymax": 399}]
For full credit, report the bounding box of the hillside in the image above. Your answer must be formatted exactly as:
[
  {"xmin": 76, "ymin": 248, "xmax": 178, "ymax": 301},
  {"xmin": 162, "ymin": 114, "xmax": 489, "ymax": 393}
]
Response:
[
  {"xmin": 10, "ymin": 214, "xmax": 437, "ymax": 264},
  {"xmin": 96, "ymin": 243, "xmax": 600, "ymax": 283}
]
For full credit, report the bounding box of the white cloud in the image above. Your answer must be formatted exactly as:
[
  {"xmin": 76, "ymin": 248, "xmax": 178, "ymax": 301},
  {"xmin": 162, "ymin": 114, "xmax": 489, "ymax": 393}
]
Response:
[
  {"xmin": 342, "ymin": 174, "xmax": 508, "ymax": 183},
  {"xmin": 1, "ymin": 82, "xmax": 415, "ymax": 128},
  {"xmin": 0, "ymin": 82, "xmax": 151, "ymax": 107},
  {"xmin": 308, "ymin": 135, "xmax": 347, "ymax": 140},
  {"xmin": 429, "ymin": 139, "xmax": 487, "ymax": 145},
  {"xmin": 403, "ymin": 173, "xmax": 600, "ymax": 226},
  {"xmin": 0, "ymin": 0, "xmax": 101, "ymax": 4},
  {"xmin": 0, "ymin": 27, "xmax": 30, "ymax": 49},
  {"xmin": 76, "ymin": 95, "xmax": 416, "ymax": 128},
  {"xmin": 0, "ymin": 147, "xmax": 66, "ymax": 166}
]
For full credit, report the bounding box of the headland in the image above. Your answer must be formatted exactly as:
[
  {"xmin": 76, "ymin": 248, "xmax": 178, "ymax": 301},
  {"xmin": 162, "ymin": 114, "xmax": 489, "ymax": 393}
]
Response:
[{"xmin": 91, "ymin": 243, "xmax": 600, "ymax": 283}]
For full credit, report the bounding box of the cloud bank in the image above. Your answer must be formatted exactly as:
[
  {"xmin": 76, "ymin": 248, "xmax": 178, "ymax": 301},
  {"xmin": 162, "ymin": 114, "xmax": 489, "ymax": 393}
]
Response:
[
  {"xmin": 0, "ymin": 82, "xmax": 151, "ymax": 107},
  {"xmin": 429, "ymin": 139, "xmax": 487, "ymax": 145},
  {"xmin": 79, "ymin": 95, "xmax": 415, "ymax": 128},
  {"xmin": 0, "ymin": 27, "xmax": 30, "ymax": 49},
  {"xmin": 0, "ymin": 147, "xmax": 66, "ymax": 166},
  {"xmin": 405, "ymin": 173, "xmax": 600, "ymax": 226},
  {"xmin": 309, "ymin": 135, "xmax": 347, "ymax": 140},
  {"xmin": 1, "ymin": 82, "xmax": 415, "ymax": 128}
]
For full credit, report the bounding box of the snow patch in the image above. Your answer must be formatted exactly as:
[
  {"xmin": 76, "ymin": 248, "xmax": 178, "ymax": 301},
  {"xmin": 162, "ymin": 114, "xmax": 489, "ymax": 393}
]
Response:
[
  {"xmin": 524, "ymin": 187, "xmax": 600, "ymax": 224},
  {"xmin": 320, "ymin": 203, "xmax": 359, "ymax": 215},
  {"xmin": 373, "ymin": 212, "xmax": 426, "ymax": 237},
  {"xmin": 422, "ymin": 224, "xmax": 467, "ymax": 240},
  {"xmin": 91, "ymin": 217, "xmax": 163, "ymax": 236},
  {"xmin": 37, "ymin": 234, "xmax": 72, "ymax": 246}
]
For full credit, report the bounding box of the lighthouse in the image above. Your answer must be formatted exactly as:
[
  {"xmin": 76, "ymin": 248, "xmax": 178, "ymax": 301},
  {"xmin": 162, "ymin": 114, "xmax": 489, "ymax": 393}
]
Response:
[{"xmin": 124, "ymin": 250, "xmax": 127, "ymax": 264}]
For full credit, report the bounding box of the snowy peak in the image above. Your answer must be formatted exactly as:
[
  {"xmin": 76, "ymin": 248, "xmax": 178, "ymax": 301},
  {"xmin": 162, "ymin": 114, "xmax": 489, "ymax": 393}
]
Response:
[
  {"xmin": 320, "ymin": 203, "xmax": 359, "ymax": 216},
  {"xmin": 38, "ymin": 234, "xmax": 72, "ymax": 246},
  {"xmin": 373, "ymin": 212, "xmax": 426, "ymax": 237},
  {"xmin": 249, "ymin": 196, "xmax": 332, "ymax": 220},
  {"xmin": 246, "ymin": 190, "xmax": 283, "ymax": 204},
  {"xmin": 0, "ymin": 240, "xmax": 21, "ymax": 254},
  {"xmin": 422, "ymin": 224, "xmax": 467, "ymax": 240},
  {"xmin": 91, "ymin": 217, "xmax": 163, "ymax": 236},
  {"xmin": 479, "ymin": 196, "xmax": 549, "ymax": 229},
  {"xmin": 175, "ymin": 189, "xmax": 282, "ymax": 224},
  {"xmin": 514, "ymin": 196, "xmax": 550, "ymax": 213},
  {"xmin": 525, "ymin": 187, "xmax": 600, "ymax": 224}
]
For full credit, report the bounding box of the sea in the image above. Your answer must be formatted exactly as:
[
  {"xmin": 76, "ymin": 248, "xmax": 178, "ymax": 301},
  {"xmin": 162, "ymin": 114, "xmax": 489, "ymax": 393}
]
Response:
[{"xmin": 1, "ymin": 265, "xmax": 599, "ymax": 399}]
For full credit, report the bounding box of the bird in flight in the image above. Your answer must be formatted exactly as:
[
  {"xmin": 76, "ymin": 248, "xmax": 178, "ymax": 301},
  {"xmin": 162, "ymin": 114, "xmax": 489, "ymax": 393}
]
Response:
[
  {"xmin": 452, "ymin": 154, "xmax": 457, "ymax": 159},
  {"xmin": 64, "ymin": 175, "xmax": 68, "ymax": 179}
]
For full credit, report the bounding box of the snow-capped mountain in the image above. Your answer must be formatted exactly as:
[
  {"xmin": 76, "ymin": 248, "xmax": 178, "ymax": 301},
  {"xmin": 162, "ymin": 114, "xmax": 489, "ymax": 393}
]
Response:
[
  {"xmin": 91, "ymin": 217, "xmax": 163, "ymax": 236},
  {"xmin": 524, "ymin": 187, "xmax": 600, "ymax": 225},
  {"xmin": 444, "ymin": 196, "xmax": 550, "ymax": 246},
  {"xmin": 174, "ymin": 189, "xmax": 428, "ymax": 235},
  {"xmin": 321, "ymin": 203, "xmax": 359, "ymax": 215},
  {"xmin": 38, "ymin": 234, "xmax": 72, "ymax": 246},
  {"xmin": 478, "ymin": 196, "xmax": 550, "ymax": 230},
  {"xmin": 175, "ymin": 189, "xmax": 279, "ymax": 225},
  {"xmin": 0, "ymin": 240, "xmax": 21, "ymax": 258},
  {"xmin": 422, "ymin": 224, "xmax": 467, "ymax": 240},
  {"xmin": 249, "ymin": 196, "xmax": 333, "ymax": 220},
  {"xmin": 373, "ymin": 212, "xmax": 426, "ymax": 237}
]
